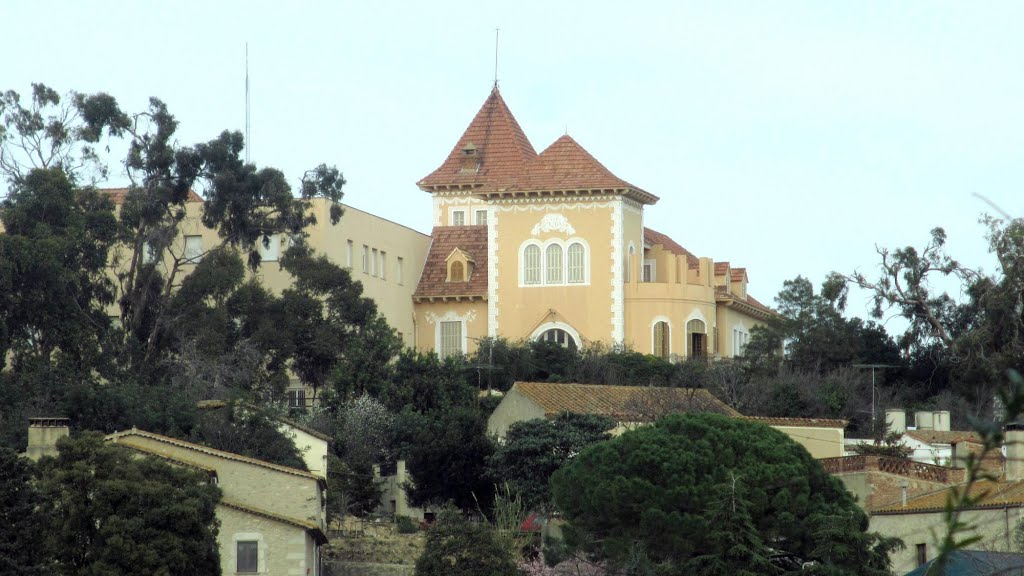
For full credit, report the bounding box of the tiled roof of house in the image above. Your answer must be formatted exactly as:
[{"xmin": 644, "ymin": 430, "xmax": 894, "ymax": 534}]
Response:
[
  {"xmin": 105, "ymin": 428, "xmax": 324, "ymax": 485},
  {"xmin": 714, "ymin": 262, "xmax": 730, "ymax": 275},
  {"xmin": 715, "ymin": 287, "xmax": 779, "ymax": 318},
  {"xmin": 644, "ymin": 227, "xmax": 700, "ymax": 269},
  {"xmin": 874, "ymin": 479, "xmax": 1024, "ymax": 515},
  {"xmin": 730, "ymin": 268, "xmax": 747, "ymax": 282},
  {"xmin": 905, "ymin": 430, "xmax": 983, "ymax": 445},
  {"xmin": 742, "ymin": 416, "xmax": 848, "ymax": 429},
  {"xmin": 413, "ymin": 225, "xmax": 488, "ymax": 299},
  {"xmin": 196, "ymin": 399, "xmax": 333, "ymax": 442},
  {"xmin": 511, "ymin": 382, "xmax": 741, "ymax": 421},
  {"xmin": 99, "ymin": 187, "xmax": 204, "ymax": 203},
  {"xmin": 220, "ymin": 499, "xmax": 328, "ymax": 545},
  {"xmin": 510, "ymin": 135, "xmax": 654, "ymax": 200},
  {"xmin": 417, "ymin": 87, "xmax": 537, "ymax": 191}
]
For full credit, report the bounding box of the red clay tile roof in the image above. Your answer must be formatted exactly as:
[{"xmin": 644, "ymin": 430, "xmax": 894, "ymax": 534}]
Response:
[
  {"xmin": 715, "ymin": 287, "xmax": 780, "ymax": 318},
  {"xmin": 644, "ymin": 227, "xmax": 700, "ymax": 269},
  {"xmin": 413, "ymin": 226, "xmax": 488, "ymax": 299},
  {"xmin": 511, "ymin": 382, "xmax": 741, "ymax": 421},
  {"xmin": 510, "ymin": 135, "xmax": 653, "ymax": 198},
  {"xmin": 745, "ymin": 294, "xmax": 776, "ymax": 315},
  {"xmin": 714, "ymin": 262, "xmax": 730, "ymax": 276},
  {"xmin": 99, "ymin": 187, "xmax": 204, "ymax": 203},
  {"xmin": 418, "ymin": 87, "xmax": 537, "ymax": 191},
  {"xmin": 731, "ymin": 268, "xmax": 747, "ymax": 282},
  {"xmin": 220, "ymin": 499, "xmax": 328, "ymax": 544},
  {"xmin": 873, "ymin": 479, "xmax": 1024, "ymax": 515},
  {"xmin": 743, "ymin": 416, "xmax": 847, "ymax": 429}
]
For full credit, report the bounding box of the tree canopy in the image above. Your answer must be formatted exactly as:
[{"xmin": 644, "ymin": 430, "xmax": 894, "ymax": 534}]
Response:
[{"xmin": 550, "ymin": 413, "xmax": 899, "ymax": 575}]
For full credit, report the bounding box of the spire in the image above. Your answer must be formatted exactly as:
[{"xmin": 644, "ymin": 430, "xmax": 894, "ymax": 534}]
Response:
[{"xmin": 417, "ymin": 87, "xmax": 537, "ymax": 192}]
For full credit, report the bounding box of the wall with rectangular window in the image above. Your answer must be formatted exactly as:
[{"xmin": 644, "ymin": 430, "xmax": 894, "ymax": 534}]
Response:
[
  {"xmin": 362, "ymin": 245, "xmax": 369, "ymax": 273},
  {"xmin": 397, "ymin": 257, "xmax": 404, "ymax": 285},
  {"xmin": 346, "ymin": 240, "xmax": 353, "ymax": 268},
  {"xmin": 475, "ymin": 210, "xmax": 487, "ymax": 225},
  {"xmin": 451, "ymin": 210, "xmax": 465, "ymax": 226},
  {"xmin": 259, "ymin": 235, "xmax": 281, "ymax": 262},
  {"xmin": 237, "ymin": 540, "xmax": 258, "ymax": 573},
  {"xmin": 184, "ymin": 235, "xmax": 203, "ymax": 263},
  {"xmin": 439, "ymin": 321, "xmax": 463, "ymax": 358},
  {"xmin": 520, "ymin": 240, "xmax": 589, "ymax": 287}
]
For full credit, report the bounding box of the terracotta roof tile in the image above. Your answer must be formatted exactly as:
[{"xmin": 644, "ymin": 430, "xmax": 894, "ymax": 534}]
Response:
[
  {"xmin": 644, "ymin": 227, "xmax": 699, "ymax": 269},
  {"xmin": 745, "ymin": 294, "xmax": 777, "ymax": 315},
  {"xmin": 742, "ymin": 416, "xmax": 847, "ymax": 429},
  {"xmin": 99, "ymin": 187, "xmax": 204, "ymax": 204},
  {"xmin": 413, "ymin": 226, "xmax": 488, "ymax": 298},
  {"xmin": 511, "ymin": 135, "xmax": 651, "ymax": 196},
  {"xmin": 220, "ymin": 499, "xmax": 328, "ymax": 544},
  {"xmin": 731, "ymin": 268, "xmax": 747, "ymax": 282},
  {"xmin": 874, "ymin": 479, "xmax": 1024, "ymax": 515},
  {"xmin": 511, "ymin": 382, "xmax": 741, "ymax": 421},
  {"xmin": 905, "ymin": 430, "xmax": 983, "ymax": 445},
  {"xmin": 714, "ymin": 262, "xmax": 730, "ymax": 276},
  {"xmin": 418, "ymin": 87, "xmax": 537, "ymax": 191}
]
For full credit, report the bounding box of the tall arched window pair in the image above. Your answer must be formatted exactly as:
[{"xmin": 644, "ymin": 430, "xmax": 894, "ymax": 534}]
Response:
[{"xmin": 522, "ymin": 241, "xmax": 587, "ymax": 285}]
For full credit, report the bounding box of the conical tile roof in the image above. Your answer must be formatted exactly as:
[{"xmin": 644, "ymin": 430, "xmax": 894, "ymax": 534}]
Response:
[
  {"xmin": 418, "ymin": 87, "xmax": 537, "ymax": 191},
  {"xmin": 514, "ymin": 134, "xmax": 649, "ymax": 194}
]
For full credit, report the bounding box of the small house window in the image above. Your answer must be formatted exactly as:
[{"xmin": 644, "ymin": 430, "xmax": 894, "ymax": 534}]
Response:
[
  {"xmin": 539, "ymin": 328, "xmax": 578, "ymax": 351},
  {"xmin": 142, "ymin": 242, "xmax": 158, "ymax": 265},
  {"xmin": 371, "ymin": 248, "xmax": 378, "ymax": 276},
  {"xmin": 440, "ymin": 321, "xmax": 462, "ymax": 358},
  {"xmin": 380, "ymin": 251, "xmax": 387, "ymax": 280},
  {"xmin": 567, "ymin": 243, "xmax": 585, "ymax": 283},
  {"xmin": 287, "ymin": 389, "xmax": 307, "ymax": 410},
  {"xmin": 523, "ymin": 245, "xmax": 541, "ymax": 285},
  {"xmin": 449, "ymin": 261, "xmax": 465, "ymax": 282},
  {"xmin": 687, "ymin": 319, "xmax": 707, "ymax": 359},
  {"xmin": 546, "ymin": 244, "xmax": 563, "ymax": 284},
  {"xmin": 916, "ymin": 543, "xmax": 927, "ymax": 567},
  {"xmin": 346, "ymin": 240, "xmax": 354, "ymax": 268},
  {"xmin": 643, "ymin": 259, "xmax": 656, "ymax": 282},
  {"xmin": 452, "ymin": 210, "xmax": 465, "ymax": 226},
  {"xmin": 475, "ymin": 210, "xmax": 487, "ymax": 225},
  {"xmin": 653, "ymin": 321, "xmax": 669, "ymax": 359},
  {"xmin": 362, "ymin": 245, "xmax": 369, "ymax": 273},
  {"xmin": 184, "ymin": 235, "xmax": 203, "ymax": 263},
  {"xmin": 237, "ymin": 540, "xmax": 258, "ymax": 573},
  {"xmin": 397, "ymin": 257, "xmax": 404, "ymax": 285},
  {"xmin": 259, "ymin": 235, "xmax": 281, "ymax": 262}
]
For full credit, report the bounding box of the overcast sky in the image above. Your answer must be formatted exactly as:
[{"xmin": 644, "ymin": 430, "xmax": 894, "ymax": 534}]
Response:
[{"xmin": 5, "ymin": 2, "xmax": 1022, "ymax": 336}]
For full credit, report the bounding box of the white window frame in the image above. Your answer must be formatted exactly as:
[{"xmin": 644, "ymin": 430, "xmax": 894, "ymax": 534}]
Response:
[
  {"xmin": 529, "ymin": 321, "xmax": 582, "ymax": 349},
  {"xmin": 380, "ymin": 251, "xmax": 387, "ymax": 280},
  {"xmin": 642, "ymin": 259, "xmax": 656, "ymax": 282},
  {"xmin": 732, "ymin": 324, "xmax": 750, "ymax": 357},
  {"xmin": 567, "ymin": 242, "xmax": 585, "ymax": 284},
  {"xmin": 371, "ymin": 248, "xmax": 378, "ymax": 276},
  {"xmin": 438, "ymin": 320, "xmax": 465, "ymax": 358},
  {"xmin": 258, "ymin": 234, "xmax": 281, "ymax": 262},
  {"xmin": 522, "ymin": 244, "xmax": 542, "ymax": 285},
  {"xmin": 451, "ymin": 210, "xmax": 466, "ymax": 226},
  {"xmin": 346, "ymin": 240, "xmax": 354, "ymax": 269},
  {"xmin": 397, "ymin": 256, "xmax": 404, "ymax": 285},
  {"xmin": 545, "ymin": 244, "xmax": 564, "ymax": 284},
  {"xmin": 184, "ymin": 235, "xmax": 203, "ymax": 264},
  {"xmin": 520, "ymin": 238, "xmax": 590, "ymax": 287},
  {"xmin": 650, "ymin": 317, "xmax": 672, "ymax": 359},
  {"xmin": 362, "ymin": 245, "xmax": 369, "ymax": 273},
  {"xmin": 475, "ymin": 209, "xmax": 487, "ymax": 226}
]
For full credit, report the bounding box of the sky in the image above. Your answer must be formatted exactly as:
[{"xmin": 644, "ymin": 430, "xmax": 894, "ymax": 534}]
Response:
[{"xmin": 5, "ymin": 1, "xmax": 1023, "ymax": 337}]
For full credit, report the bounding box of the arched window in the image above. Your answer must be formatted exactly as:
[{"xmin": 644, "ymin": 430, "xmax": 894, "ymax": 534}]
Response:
[
  {"xmin": 449, "ymin": 261, "xmax": 464, "ymax": 282},
  {"xmin": 539, "ymin": 328, "xmax": 578, "ymax": 351},
  {"xmin": 567, "ymin": 243, "xmax": 585, "ymax": 284},
  {"xmin": 523, "ymin": 245, "xmax": 541, "ymax": 285},
  {"xmin": 653, "ymin": 321, "xmax": 670, "ymax": 359},
  {"xmin": 687, "ymin": 319, "xmax": 707, "ymax": 359},
  {"xmin": 546, "ymin": 244, "xmax": 563, "ymax": 284}
]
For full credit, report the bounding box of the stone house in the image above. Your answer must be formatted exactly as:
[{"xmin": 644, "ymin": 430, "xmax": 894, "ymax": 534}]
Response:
[
  {"xmin": 106, "ymin": 428, "xmax": 328, "ymax": 576},
  {"xmin": 868, "ymin": 424, "xmax": 1024, "ymax": 574},
  {"xmin": 486, "ymin": 381, "xmax": 847, "ymax": 459}
]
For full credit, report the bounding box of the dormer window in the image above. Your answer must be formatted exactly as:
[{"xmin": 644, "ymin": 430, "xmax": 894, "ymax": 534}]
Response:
[
  {"xmin": 459, "ymin": 142, "xmax": 481, "ymax": 173},
  {"xmin": 445, "ymin": 248, "xmax": 475, "ymax": 282}
]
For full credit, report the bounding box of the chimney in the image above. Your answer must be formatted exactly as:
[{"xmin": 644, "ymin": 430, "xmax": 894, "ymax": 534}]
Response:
[
  {"xmin": 932, "ymin": 411, "xmax": 950, "ymax": 432},
  {"xmin": 886, "ymin": 409, "xmax": 906, "ymax": 435},
  {"xmin": 915, "ymin": 411, "xmax": 934, "ymax": 431},
  {"xmin": 26, "ymin": 417, "xmax": 70, "ymax": 461},
  {"xmin": 1005, "ymin": 423, "xmax": 1024, "ymax": 482}
]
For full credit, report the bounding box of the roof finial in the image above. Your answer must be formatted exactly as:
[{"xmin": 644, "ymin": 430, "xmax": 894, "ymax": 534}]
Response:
[{"xmin": 494, "ymin": 27, "xmax": 500, "ymax": 89}]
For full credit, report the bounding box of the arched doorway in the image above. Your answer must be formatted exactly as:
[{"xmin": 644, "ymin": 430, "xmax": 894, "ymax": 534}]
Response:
[{"xmin": 686, "ymin": 318, "xmax": 707, "ymax": 359}]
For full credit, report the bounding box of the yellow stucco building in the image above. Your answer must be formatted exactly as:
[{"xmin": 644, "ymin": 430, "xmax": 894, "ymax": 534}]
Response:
[{"xmin": 412, "ymin": 87, "xmax": 776, "ymax": 359}]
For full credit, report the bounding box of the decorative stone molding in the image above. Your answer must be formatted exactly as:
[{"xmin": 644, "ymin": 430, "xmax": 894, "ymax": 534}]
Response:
[{"xmin": 530, "ymin": 213, "xmax": 576, "ymax": 237}]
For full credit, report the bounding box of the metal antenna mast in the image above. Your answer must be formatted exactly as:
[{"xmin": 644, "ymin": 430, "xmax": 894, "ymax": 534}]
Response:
[
  {"xmin": 245, "ymin": 42, "xmax": 251, "ymax": 164},
  {"xmin": 494, "ymin": 27, "xmax": 500, "ymax": 88}
]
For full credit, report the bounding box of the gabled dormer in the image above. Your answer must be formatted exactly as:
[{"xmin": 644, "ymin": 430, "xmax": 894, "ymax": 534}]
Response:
[{"xmin": 445, "ymin": 248, "xmax": 475, "ymax": 282}]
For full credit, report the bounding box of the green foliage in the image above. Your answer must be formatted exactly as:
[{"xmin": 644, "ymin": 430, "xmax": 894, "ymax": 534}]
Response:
[
  {"xmin": 0, "ymin": 448, "xmax": 48, "ymax": 575},
  {"xmin": 488, "ymin": 413, "xmax": 614, "ymax": 512},
  {"xmin": 401, "ymin": 407, "xmax": 496, "ymax": 511},
  {"xmin": 396, "ymin": 515, "xmax": 420, "ymax": 534},
  {"xmin": 0, "ymin": 168, "xmax": 116, "ymax": 370},
  {"xmin": 327, "ymin": 453, "xmax": 383, "ymax": 519},
  {"xmin": 551, "ymin": 413, "xmax": 890, "ymax": 572},
  {"xmin": 685, "ymin": 479, "xmax": 776, "ymax": 576},
  {"xmin": 189, "ymin": 403, "xmax": 307, "ymax": 470},
  {"xmin": 414, "ymin": 510, "xmax": 521, "ymax": 576},
  {"xmin": 36, "ymin": 433, "xmax": 221, "ymax": 576}
]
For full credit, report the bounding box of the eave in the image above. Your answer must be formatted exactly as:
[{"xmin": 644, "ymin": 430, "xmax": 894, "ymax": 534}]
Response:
[
  {"xmin": 413, "ymin": 294, "xmax": 487, "ymax": 303},
  {"xmin": 716, "ymin": 295, "xmax": 779, "ymax": 321}
]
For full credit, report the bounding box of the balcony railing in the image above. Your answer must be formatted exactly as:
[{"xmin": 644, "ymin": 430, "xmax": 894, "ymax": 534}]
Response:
[{"xmin": 820, "ymin": 455, "xmax": 964, "ymax": 484}]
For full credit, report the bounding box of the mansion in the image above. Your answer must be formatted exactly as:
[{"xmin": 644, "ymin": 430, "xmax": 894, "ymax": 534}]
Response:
[{"xmin": 409, "ymin": 87, "xmax": 776, "ymax": 359}]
